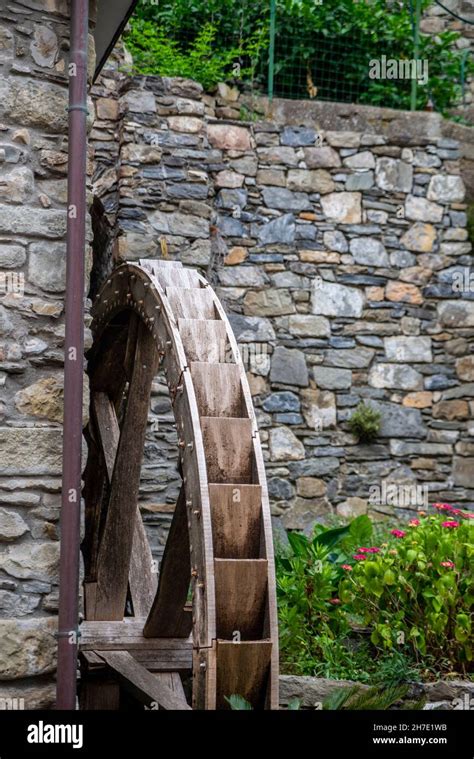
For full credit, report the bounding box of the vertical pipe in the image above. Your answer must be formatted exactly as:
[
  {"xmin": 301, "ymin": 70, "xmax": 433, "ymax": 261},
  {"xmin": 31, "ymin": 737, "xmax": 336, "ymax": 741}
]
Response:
[
  {"xmin": 410, "ymin": 0, "xmax": 421, "ymax": 111},
  {"xmin": 56, "ymin": 0, "xmax": 89, "ymax": 710},
  {"xmin": 268, "ymin": 0, "xmax": 276, "ymax": 101}
]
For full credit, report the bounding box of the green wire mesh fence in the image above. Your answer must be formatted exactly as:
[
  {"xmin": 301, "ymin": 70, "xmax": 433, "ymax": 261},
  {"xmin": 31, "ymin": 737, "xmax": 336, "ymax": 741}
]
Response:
[{"xmin": 128, "ymin": 0, "xmax": 472, "ymax": 117}]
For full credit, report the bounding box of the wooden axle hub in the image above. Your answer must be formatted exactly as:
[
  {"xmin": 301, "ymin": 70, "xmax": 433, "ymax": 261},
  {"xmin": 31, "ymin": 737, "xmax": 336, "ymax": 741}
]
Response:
[{"xmin": 80, "ymin": 259, "xmax": 279, "ymax": 710}]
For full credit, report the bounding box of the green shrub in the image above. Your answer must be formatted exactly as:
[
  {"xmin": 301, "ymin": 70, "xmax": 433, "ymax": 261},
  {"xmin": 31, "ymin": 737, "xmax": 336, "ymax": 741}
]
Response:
[
  {"xmin": 340, "ymin": 506, "xmax": 473, "ymax": 669},
  {"xmin": 277, "ymin": 505, "xmax": 474, "ymax": 680},
  {"xmin": 348, "ymin": 402, "xmax": 381, "ymax": 444},
  {"xmin": 125, "ymin": 17, "xmax": 267, "ymax": 91}
]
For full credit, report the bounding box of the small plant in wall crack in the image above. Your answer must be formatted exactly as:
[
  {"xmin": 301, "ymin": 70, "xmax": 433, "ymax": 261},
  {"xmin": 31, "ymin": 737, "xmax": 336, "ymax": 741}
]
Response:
[{"xmin": 348, "ymin": 402, "xmax": 381, "ymax": 444}]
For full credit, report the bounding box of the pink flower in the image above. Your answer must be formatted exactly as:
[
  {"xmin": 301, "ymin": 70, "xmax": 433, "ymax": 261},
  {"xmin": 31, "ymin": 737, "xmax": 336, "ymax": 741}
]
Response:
[
  {"xmin": 460, "ymin": 511, "xmax": 474, "ymax": 520},
  {"xmin": 357, "ymin": 547, "xmax": 371, "ymax": 553},
  {"xmin": 442, "ymin": 521, "xmax": 459, "ymax": 529},
  {"xmin": 409, "ymin": 519, "xmax": 420, "ymax": 527},
  {"xmin": 342, "ymin": 564, "xmax": 353, "ymax": 571},
  {"xmin": 366, "ymin": 547, "xmax": 381, "ymax": 554},
  {"xmin": 433, "ymin": 502, "xmax": 455, "ymax": 512},
  {"xmin": 353, "ymin": 554, "xmax": 366, "ymax": 561},
  {"xmin": 440, "ymin": 561, "xmax": 455, "ymax": 569},
  {"xmin": 390, "ymin": 529, "xmax": 406, "ymax": 538},
  {"xmin": 329, "ymin": 598, "xmax": 341, "ymax": 605}
]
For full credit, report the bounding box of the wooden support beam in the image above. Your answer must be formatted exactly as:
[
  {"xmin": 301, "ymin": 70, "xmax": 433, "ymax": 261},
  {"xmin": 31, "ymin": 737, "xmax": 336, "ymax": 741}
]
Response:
[
  {"xmin": 92, "ymin": 389, "xmax": 157, "ymax": 619},
  {"xmin": 94, "ymin": 322, "xmax": 157, "ymax": 620},
  {"xmin": 93, "ymin": 392, "xmax": 120, "ymax": 482},
  {"xmin": 98, "ymin": 651, "xmax": 191, "ymax": 710},
  {"xmin": 143, "ymin": 487, "xmax": 191, "ymax": 638},
  {"xmin": 129, "ymin": 510, "xmax": 157, "ymax": 618}
]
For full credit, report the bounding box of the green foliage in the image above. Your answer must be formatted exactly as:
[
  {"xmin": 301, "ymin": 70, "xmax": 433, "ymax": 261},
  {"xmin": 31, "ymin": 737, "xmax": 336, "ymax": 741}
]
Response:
[
  {"xmin": 340, "ymin": 509, "xmax": 474, "ymax": 668},
  {"xmin": 348, "ymin": 402, "xmax": 381, "ymax": 444},
  {"xmin": 224, "ymin": 694, "xmax": 253, "ymax": 710},
  {"xmin": 277, "ymin": 506, "xmax": 474, "ymax": 682},
  {"xmin": 127, "ymin": 0, "xmax": 474, "ymax": 114},
  {"xmin": 287, "ymin": 698, "xmax": 302, "ymax": 710},
  {"xmin": 124, "ymin": 20, "xmax": 248, "ymax": 89},
  {"xmin": 322, "ymin": 684, "xmax": 424, "ymax": 710}
]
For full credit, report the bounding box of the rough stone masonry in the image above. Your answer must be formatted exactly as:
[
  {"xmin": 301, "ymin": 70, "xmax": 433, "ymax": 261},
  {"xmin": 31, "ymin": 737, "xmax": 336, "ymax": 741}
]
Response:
[{"xmin": 91, "ymin": 66, "xmax": 474, "ymax": 553}]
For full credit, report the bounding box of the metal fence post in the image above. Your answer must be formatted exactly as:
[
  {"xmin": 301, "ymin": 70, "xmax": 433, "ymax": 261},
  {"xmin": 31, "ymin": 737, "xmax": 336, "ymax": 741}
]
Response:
[
  {"xmin": 410, "ymin": 0, "xmax": 421, "ymax": 111},
  {"xmin": 268, "ymin": 0, "xmax": 276, "ymax": 101}
]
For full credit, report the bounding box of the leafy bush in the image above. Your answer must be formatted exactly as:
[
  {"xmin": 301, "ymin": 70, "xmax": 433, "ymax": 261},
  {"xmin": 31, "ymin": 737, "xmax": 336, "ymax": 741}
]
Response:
[
  {"xmin": 348, "ymin": 402, "xmax": 381, "ymax": 444},
  {"xmin": 127, "ymin": 0, "xmax": 474, "ymax": 114},
  {"xmin": 277, "ymin": 515, "xmax": 374, "ymax": 676},
  {"xmin": 340, "ymin": 506, "xmax": 473, "ymax": 668},
  {"xmin": 124, "ymin": 20, "xmax": 249, "ymax": 89},
  {"xmin": 277, "ymin": 505, "xmax": 474, "ymax": 681}
]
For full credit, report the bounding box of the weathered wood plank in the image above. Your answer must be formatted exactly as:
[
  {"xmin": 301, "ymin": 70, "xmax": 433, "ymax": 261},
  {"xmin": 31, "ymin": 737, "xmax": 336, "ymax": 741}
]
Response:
[
  {"xmin": 129, "ymin": 510, "xmax": 158, "ymax": 618},
  {"xmin": 99, "ymin": 651, "xmax": 191, "ymax": 710},
  {"xmin": 154, "ymin": 672, "xmax": 187, "ymax": 705},
  {"xmin": 94, "ymin": 321, "xmax": 158, "ymax": 620},
  {"xmin": 81, "ymin": 430, "xmax": 107, "ymax": 593},
  {"xmin": 190, "ymin": 363, "xmax": 246, "ymax": 418},
  {"xmin": 80, "ymin": 645, "xmax": 193, "ymax": 673},
  {"xmin": 178, "ymin": 320, "xmax": 228, "ymax": 364},
  {"xmin": 155, "ymin": 268, "xmax": 201, "ymax": 289},
  {"xmin": 93, "ymin": 392, "xmax": 120, "ymax": 482},
  {"xmin": 216, "ymin": 640, "xmax": 272, "ymax": 710},
  {"xmin": 143, "ymin": 487, "xmax": 191, "ymax": 638},
  {"xmin": 91, "ymin": 390, "xmax": 157, "ymax": 617},
  {"xmin": 200, "ymin": 417, "xmax": 254, "ymax": 483},
  {"xmin": 139, "ymin": 259, "xmax": 183, "ymax": 276},
  {"xmin": 79, "ymin": 680, "xmax": 120, "ymax": 710},
  {"xmin": 209, "ymin": 484, "xmax": 262, "ymax": 559},
  {"xmin": 79, "ymin": 651, "xmax": 120, "ymax": 710},
  {"xmin": 214, "ymin": 559, "xmax": 268, "ymax": 640},
  {"xmin": 166, "ymin": 287, "xmax": 216, "ymax": 320},
  {"xmin": 88, "ymin": 322, "xmax": 129, "ymax": 401}
]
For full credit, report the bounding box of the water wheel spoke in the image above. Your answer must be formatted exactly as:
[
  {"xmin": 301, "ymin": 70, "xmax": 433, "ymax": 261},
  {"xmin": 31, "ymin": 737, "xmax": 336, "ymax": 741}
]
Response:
[
  {"xmin": 144, "ymin": 486, "xmax": 191, "ymax": 639},
  {"xmin": 94, "ymin": 321, "xmax": 157, "ymax": 620}
]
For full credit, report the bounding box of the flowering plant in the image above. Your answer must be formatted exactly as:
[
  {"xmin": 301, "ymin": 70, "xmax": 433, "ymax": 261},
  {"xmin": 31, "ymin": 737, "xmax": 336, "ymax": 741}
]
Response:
[{"xmin": 339, "ymin": 505, "xmax": 473, "ymax": 668}]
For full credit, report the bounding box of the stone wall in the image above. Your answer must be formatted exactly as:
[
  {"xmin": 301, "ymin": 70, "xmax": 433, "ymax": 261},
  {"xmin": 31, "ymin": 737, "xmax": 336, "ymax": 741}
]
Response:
[
  {"xmin": 0, "ymin": 0, "xmax": 96, "ymax": 708},
  {"xmin": 91, "ymin": 68, "xmax": 474, "ymax": 547}
]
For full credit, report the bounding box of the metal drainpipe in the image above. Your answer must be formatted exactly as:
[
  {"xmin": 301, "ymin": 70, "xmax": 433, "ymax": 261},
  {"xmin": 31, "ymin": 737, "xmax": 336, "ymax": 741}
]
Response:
[{"xmin": 56, "ymin": 0, "xmax": 89, "ymax": 710}]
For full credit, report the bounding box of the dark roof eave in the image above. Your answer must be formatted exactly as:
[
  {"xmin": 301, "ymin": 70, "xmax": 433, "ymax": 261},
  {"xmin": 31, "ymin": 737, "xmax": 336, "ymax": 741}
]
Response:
[{"xmin": 93, "ymin": 0, "xmax": 139, "ymax": 82}]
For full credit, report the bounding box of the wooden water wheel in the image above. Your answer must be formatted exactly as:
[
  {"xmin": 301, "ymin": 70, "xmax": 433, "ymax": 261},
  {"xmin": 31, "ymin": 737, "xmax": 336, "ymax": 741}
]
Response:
[{"xmin": 79, "ymin": 259, "xmax": 279, "ymax": 710}]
